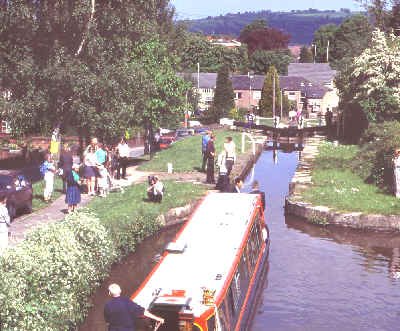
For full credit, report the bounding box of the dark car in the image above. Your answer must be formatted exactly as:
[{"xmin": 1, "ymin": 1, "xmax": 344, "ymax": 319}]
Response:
[
  {"xmin": 0, "ymin": 170, "xmax": 33, "ymax": 221},
  {"xmin": 175, "ymin": 127, "xmax": 194, "ymax": 139}
]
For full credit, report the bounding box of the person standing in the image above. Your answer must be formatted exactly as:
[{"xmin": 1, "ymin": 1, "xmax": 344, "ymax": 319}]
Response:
[
  {"xmin": 59, "ymin": 144, "xmax": 73, "ymax": 193},
  {"xmin": 216, "ymin": 151, "xmax": 229, "ymax": 192},
  {"xmin": 117, "ymin": 138, "xmax": 130, "ymax": 180},
  {"xmin": 224, "ymin": 136, "xmax": 236, "ymax": 176},
  {"xmin": 84, "ymin": 146, "xmax": 97, "ymax": 195},
  {"xmin": 104, "ymin": 283, "xmax": 164, "ymax": 331},
  {"xmin": 206, "ymin": 134, "xmax": 216, "ymax": 184},
  {"xmin": 201, "ymin": 131, "xmax": 211, "ymax": 172},
  {"xmin": 0, "ymin": 195, "xmax": 10, "ymax": 251},
  {"xmin": 41, "ymin": 154, "xmax": 56, "ymax": 202},
  {"xmin": 65, "ymin": 164, "xmax": 81, "ymax": 213},
  {"xmin": 249, "ymin": 180, "xmax": 266, "ymax": 211},
  {"xmin": 393, "ymin": 149, "xmax": 400, "ymax": 199}
]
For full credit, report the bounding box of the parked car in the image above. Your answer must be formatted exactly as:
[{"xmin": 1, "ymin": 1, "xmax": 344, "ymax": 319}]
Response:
[
  {"xmin": 175, "ymin": 127, "xmax": 194, "ymax": 139},
  {"xmin": 0, "ymin": 170, "xmax": 33, "ymax": 221},
  {"xmin": 194, "ymin": 127, "xmax": 210, "ymax": 135},
  {"xmin": 159, "ymin": 136, "xmax": 175, "ymax": 150}
]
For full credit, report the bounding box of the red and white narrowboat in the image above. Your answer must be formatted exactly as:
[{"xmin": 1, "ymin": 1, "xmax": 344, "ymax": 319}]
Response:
[{"xmin": 132, "ymin": 192, "xmax": 270, "ymax": 331}]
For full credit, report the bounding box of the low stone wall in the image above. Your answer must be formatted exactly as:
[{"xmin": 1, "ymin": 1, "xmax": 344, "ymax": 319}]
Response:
[{"xmin": 285, "ymin": 136, "xmax": 400, "ymax": 232}]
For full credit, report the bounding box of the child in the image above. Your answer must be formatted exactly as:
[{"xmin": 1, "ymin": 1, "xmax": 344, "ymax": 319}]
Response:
[
  {"xmin": 0, "ymin": 194, "xmax": 10, "ymax": 251},
  {"xmin": 98, "ymin": 164, "xmax": 111, "ymax": 197},
  {"xmin": 65, "ymin": 164, "xmax": 81, "ymax": 213},
  {"xmin": 40, "ymin": 154, "xmax": 56, "ymax": 202}
]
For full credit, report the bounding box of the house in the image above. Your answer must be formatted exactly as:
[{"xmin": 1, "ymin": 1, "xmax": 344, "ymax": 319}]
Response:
[
  {"xmin": 179, "ymin": 73, "xmax": 217, "ymax": 110},
  {"xmin": 288, "ymin": 63, "xmax": 337, "ymax": 88},
  {"xmin": 206, "ymin": 36, "xmax": 242, "ymax": 49},
  {"xmin": 230, "ymin": 74, "xmax": 332, "ymax": 116}
]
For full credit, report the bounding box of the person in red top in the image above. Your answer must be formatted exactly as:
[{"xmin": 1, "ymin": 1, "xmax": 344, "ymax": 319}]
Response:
[{"xmin": 104, "ymin": 283, "xmax": 164, "ymax": 331}]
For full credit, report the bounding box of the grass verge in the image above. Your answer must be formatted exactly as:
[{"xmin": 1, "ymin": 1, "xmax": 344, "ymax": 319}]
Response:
[
  {"xmin": 137, "ymin": 129, "xmax": 247, "ymax": 172},
  {"xmin": 301, "ymin": 142, "xmax": 400, "ymax": 215}
]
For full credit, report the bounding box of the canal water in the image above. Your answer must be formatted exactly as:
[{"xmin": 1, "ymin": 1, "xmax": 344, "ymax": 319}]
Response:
[
  {"xmin": 246, "ymin": 148, "xmax": 400, "ymax": 331},
  {"xmin": 80, "ymin": 147, "xmax": 400, "ymax": 331}
]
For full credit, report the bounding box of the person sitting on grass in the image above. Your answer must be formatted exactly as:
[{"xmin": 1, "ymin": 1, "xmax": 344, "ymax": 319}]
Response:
[{"xmin": 147, "ymin": 176, "xmax": 164, "ymax": 203}]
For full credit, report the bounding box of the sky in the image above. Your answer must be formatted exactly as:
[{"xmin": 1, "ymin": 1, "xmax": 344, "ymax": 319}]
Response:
[{"xmin": 170, "ymin": 0, "xmax": 362, "ymax": 19}]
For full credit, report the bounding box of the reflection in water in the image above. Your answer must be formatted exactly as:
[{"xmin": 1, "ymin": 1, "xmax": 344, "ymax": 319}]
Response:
[{"xmin": 246, "ymin": 148, "xmax": 400, "ymax": 331}]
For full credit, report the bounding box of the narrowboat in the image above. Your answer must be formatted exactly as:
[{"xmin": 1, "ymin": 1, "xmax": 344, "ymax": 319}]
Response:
[{"xmin": 132, "ymin": 192, "xmax": 270, "ymax": 331}]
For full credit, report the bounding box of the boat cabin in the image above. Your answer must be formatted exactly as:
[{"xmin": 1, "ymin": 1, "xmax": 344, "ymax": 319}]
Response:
[{"xmin": 132, "ymin": 192, "xmax": 270, "ymax": 331}]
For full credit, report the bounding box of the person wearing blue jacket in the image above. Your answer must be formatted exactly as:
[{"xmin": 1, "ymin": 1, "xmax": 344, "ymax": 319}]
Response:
[{"xmin": 201, "ymin": 131, "xmax": 211, "ymax": 172}]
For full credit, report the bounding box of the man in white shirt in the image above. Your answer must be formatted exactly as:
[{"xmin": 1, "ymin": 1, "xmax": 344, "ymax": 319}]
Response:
[
  {"xmin": 117, "ymin": 138, "xmax": 130, "ymax": 179},
  {"xmin": 224, "ymin": 136, "xmax": 236, "ymax": 176},
  {"xmin": 147, "ymin": 176, "xmax": 164, "ymax": 203}
]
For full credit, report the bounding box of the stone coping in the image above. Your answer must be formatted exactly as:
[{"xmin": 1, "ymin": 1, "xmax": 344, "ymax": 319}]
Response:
[{"xmin": 285, "ymin": 136, "xmax": 400, "ymax": 232}]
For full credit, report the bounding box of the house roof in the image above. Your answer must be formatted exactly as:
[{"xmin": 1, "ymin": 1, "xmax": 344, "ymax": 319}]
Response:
[
  {"xmin": 231, "ymin": 74, "xmax": 329, "ymax": 99},
  {"xmin": 178, "ymin": 73, "xmax": 218, "ymax": 89},
  {"xmin": 288, "ymin": 63, "xmax": 337, "ymax": 85}
]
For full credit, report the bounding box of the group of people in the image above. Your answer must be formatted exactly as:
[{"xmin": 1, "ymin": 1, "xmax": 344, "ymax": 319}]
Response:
[
  {"xmin": 201, "ymin": 131, "xmax": 237, "ymax": 191},
  {"xmin": 40, "ymin": 137, "xmax": 132, "ymax": 214}
]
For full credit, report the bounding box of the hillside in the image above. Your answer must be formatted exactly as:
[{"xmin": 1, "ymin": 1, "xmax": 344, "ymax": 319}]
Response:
[{"xmin": 182, "ymin": 9, "xmax": 361, "ymax": 45}]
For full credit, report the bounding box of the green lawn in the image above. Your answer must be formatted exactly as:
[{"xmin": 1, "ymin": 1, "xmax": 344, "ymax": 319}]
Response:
[
  {"xmin": 258, "ymin": 118, "xmax": 275, "ymax": 126},
  {"xmin": 86, "ymin": 180, "xmax": 207, "ymax": 245},
  {"xmin": 137, "ymin": 129, "xmax": 246, "ymax": 172},
  {"xmin": 32, "ymin": 177, "xmax": 63, "ymax": 212},
  {"xmin": 302, "ymin": 142, "xmax": 400, "ymax": 215}
]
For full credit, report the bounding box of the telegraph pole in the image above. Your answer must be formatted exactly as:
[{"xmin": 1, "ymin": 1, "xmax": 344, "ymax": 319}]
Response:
[{"xmin": 327, "ymin": 40, "xmax": 330, "ymax": 63}]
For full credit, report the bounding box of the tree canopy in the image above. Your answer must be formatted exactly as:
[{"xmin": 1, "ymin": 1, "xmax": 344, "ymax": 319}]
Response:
[{"xmin": 0, "ymin": 0, "xmax": 185, "ymax": 142}]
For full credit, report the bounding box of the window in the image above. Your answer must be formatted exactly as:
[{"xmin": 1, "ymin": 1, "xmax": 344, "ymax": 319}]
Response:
[
  {"xmin": 253, "ymin": 91, "xmax": 261, "ymax": 100},
  {"xmin": 288, "ymin": 92, "xmax": 296, "ymax": 96},
  {"xmin": 1, "ymin": 121, "xmax": 10, "ymax": 134},
  {"xmin": 234, "ymin": 92, "xmax": 242, "ymax": 100}
]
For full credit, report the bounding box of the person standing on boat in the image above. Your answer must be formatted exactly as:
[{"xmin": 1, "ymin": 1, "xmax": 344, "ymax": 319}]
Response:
[
  {"xmin": 224, "ymin": 136, "xmax": 236, "ymax": 176},
  {"xmin": 104, "ymin": 283, "xmax": 164, "ymax": 331},
  {"xmin": 201, "ymin": 131, "xmax": 211, "ymax": 172},
  {"xmin": 231, "ymin": 177, "xmax": 243, "ymax": 193},
  {"xmin": 249, "ymin": 180, "xmax": 266, "ymax": 211},
  {"xmin": 206, "ymin": 134, "xmax": 216, "ymax": 184}
]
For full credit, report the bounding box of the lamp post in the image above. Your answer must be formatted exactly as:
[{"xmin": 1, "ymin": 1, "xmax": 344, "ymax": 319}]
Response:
[
  {"xmin": 248, "ymin": 72, "xmax": 254, "ymax": 111},
  {"xmin": 312, "ymin": 43, "xmax": 317, "ymax": 63}
]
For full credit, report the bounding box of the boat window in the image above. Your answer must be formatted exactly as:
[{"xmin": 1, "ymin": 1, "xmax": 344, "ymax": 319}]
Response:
[
  {"xmin": 227, "ymin": 286, "xmax": 236, "ymax": 322},
  {"xmin": 193, "ymin": 326, "xmax": 201, "ymax": 331},
  {"xmin": 207, "ymin": 315, "xmax": 215, "ymax": 331}
]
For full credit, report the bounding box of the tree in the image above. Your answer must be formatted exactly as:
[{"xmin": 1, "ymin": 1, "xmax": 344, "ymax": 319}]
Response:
[
  {"xmin": 203, "ymin": 65, "xmax": 234, "ymax": 122},
  {"xmin": 282, "ymin": 94, "xmax": 297, "ymax": 117},
  {"xmin": 330, "ymin": 14, "xmax": 373, "ymax": 69},
  {"xmin": 0, "ymin": 0, "xmax": 182, "ymax": 143},
  {"xmin": 239, "ymin": 27, "xmax": 291, "ymax": 56},
  {"xmin": 249, "ymin": 49, "xmax": 292, "ymax": 75},
  {"xmin": 336, "ymin": 29, "xmax": 400, "ymax": 141},
  {"xmin": 312, "ymin": 24, "xmax": 339, "ymax": 63},
  {"xmin": 239, "ymin": 19, "xmax": 269, "ymax": 40},
  {"xmin": 259, "ymin": 66, "xmax": 281, "ymax": 117},
  {"xmin": 299, "ymin": 46, "xmax": 313, "ymax": 63}
]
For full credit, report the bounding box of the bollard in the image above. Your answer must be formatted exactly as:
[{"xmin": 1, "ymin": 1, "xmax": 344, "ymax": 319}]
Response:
[{"xmin": 167, "ymin": 162, "xmax": 173, "ymax": 174}]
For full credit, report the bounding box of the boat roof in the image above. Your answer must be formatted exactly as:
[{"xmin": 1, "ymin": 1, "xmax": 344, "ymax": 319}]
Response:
[{"xmin": 132, "ymin": 193, "xmax": 260, "ymax": 317}]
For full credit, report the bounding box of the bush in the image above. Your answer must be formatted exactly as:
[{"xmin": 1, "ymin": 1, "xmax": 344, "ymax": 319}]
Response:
[
  {"xmin": 0, "ymin": 210, "xmax": 160, "ymax": 330},
  {"xmin": 229, "ymin": 108, "xmax": 248, "ymax": 121},
  {"xmin": 350, "ymin": 121, "xmax": 400, "ymax": 190}
]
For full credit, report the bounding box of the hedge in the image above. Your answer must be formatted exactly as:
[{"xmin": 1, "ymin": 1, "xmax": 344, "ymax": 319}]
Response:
[{"xmin": 0, "ymin": 210, "xmax": 160, "ymax": 330}]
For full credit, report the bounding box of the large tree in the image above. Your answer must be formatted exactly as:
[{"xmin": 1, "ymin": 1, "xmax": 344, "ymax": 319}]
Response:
[
  {"xmin": 312, "ymin": 24, "xmax": 339, "ymax": 63},
  {"xmin": 203, "ymin": 65, "xmax": 234, "ymax": 123},
  {"xmin": 329, "ymin": 14, "xmax": 373, "ymax": 69},
  {"xmin": 239, "ymin": 27, "xmax": 291, "ymax": 56},
  {"xmin": 336, "ymin": 28, "xmax": 400, "ymax": 142},
  {"xmin": 259, "ymin": 66, "xmax": 281, "ymax": 117},
  {"xmin": 0, "ymin": 0, "xmax": 184, "ymax": 143},
  {"xmin": 249, "ymin": 49, "xmax": 292, "ymax": 75},
  {"xmin": 299, "ymin": 46, "xmax": 313, "ymax": 63}
]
